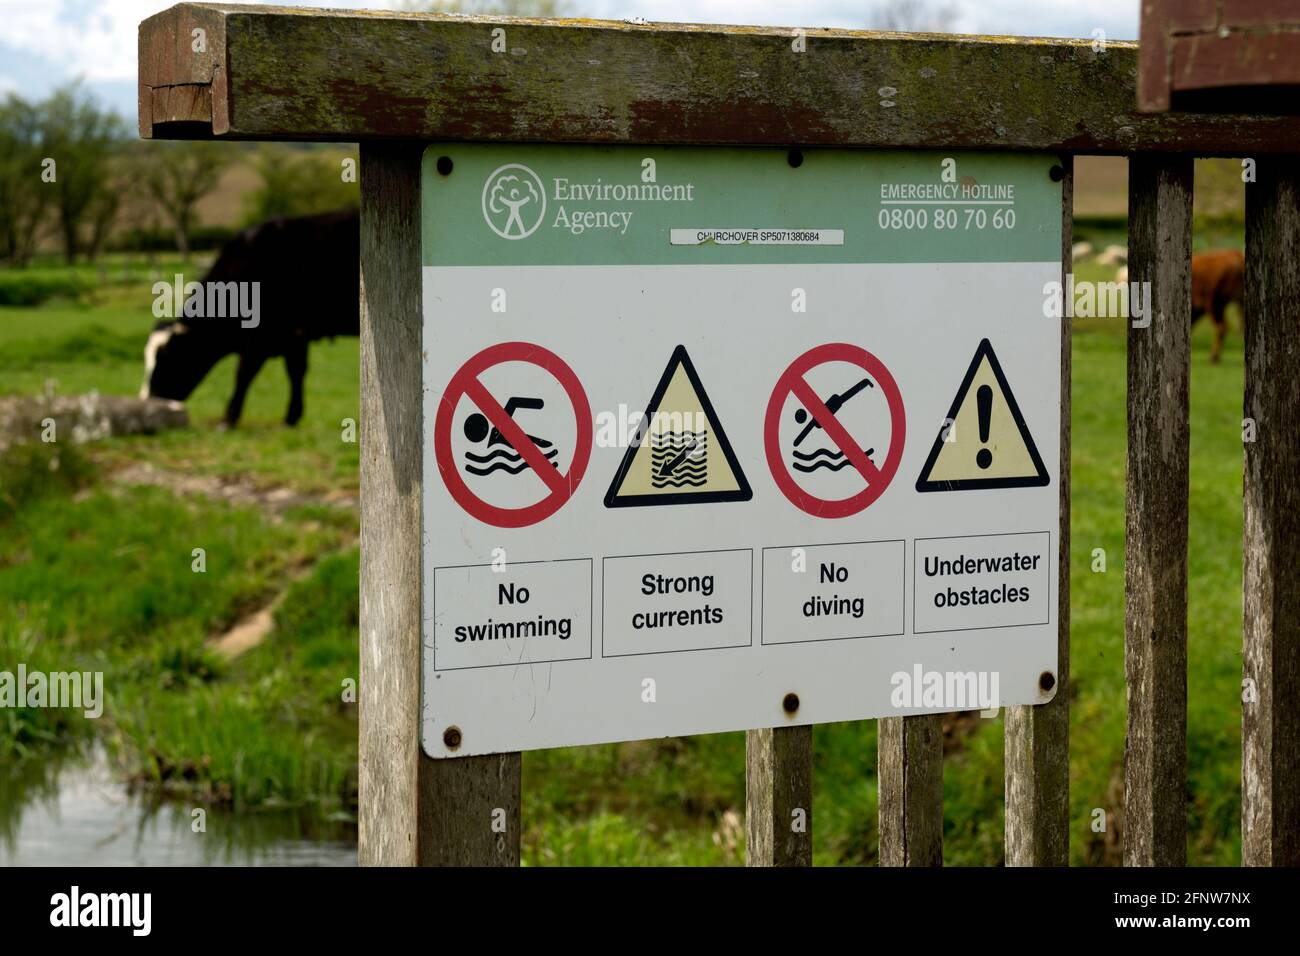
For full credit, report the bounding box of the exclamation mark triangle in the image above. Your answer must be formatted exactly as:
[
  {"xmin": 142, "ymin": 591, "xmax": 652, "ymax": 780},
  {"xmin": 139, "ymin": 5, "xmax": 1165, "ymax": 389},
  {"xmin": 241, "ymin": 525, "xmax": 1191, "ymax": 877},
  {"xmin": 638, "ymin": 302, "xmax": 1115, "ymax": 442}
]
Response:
[{"xmin": 915, "ymin": 339, "xmax": 1050, "ymax": 492}]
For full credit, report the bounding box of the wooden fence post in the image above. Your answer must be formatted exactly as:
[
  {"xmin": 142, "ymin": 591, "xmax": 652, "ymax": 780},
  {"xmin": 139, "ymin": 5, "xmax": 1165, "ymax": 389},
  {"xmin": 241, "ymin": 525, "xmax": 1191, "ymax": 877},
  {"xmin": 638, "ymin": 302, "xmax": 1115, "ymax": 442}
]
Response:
[
  {"xmin": 359, "ymin": 141, "xmax": 521, "ymax": 866},
  {"xmin": 1242, "ymin": 157, "xmax": 1300, "ymax": 867},
  {"xmin": 746, "ymin": 727, "xmax": 813, "ymax": 866},
  {"xmin": 1004, "ymin": 155, "xmax": 1072, "ymax": 868},
  {"xmin": 1123, "ymin": 153, "xmax": 1193, "ymax": 867},
  {"xmin": 878, "ymin": 715, "xmax": 943, "ymax": 866}
]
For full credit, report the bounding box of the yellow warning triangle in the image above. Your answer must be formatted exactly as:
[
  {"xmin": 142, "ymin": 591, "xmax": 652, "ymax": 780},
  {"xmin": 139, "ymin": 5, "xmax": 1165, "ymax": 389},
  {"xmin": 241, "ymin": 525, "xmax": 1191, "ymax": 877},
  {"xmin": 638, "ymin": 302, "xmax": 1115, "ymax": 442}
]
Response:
[
  {"xmin": 605, "ymin": 345, "xmax": 752, "ymax": 507},
  {"xmin": 916, "ymin": 339, "xmax": 1050, "ymax": 492}
]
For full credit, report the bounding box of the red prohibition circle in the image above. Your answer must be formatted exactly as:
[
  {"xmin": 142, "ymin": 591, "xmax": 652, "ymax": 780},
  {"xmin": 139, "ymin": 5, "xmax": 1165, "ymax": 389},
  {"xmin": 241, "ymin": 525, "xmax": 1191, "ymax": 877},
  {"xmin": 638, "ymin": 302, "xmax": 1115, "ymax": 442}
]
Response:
[
  {"xmin": 764, "ymin": 343, "xmax": 906, "ymax": 519},
  {"xmin": 435, "ymin": 342, "xmax": 592, "ymax": 528}
]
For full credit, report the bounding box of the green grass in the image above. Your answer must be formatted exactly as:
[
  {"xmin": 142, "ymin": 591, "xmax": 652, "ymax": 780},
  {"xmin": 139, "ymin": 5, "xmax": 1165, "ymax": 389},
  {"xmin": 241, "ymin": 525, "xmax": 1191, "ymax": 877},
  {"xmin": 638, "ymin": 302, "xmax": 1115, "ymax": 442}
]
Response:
[
  {"xmin": 0, "ymin": 254, "xmax": 205, "ymax": 307},
  {"xmin": 0, "ymin": 475, "xmax": 353, "ymax": 797},
  {"xmin": 0, "ymin": 312, "xmax": 359, "ymax": 496},
  {"xmin": 0, "ymin": 484, "xmax": 357, "ymax": 810},
  {"xmin": 1, "ymin": 249, "xmax": 357, "ymax": 495},
  {"xmin": 116, "ymin": 549, "xmax": 360, "ymax": 812},
  {"xmin": 523, "ymin": 733, "xmax": 748, "ymax": 865},
  {"xmin": 1, "ymin": 257, "xmax": 359, "ymax": 820},
  {"xmin": 0, "ymin": 484, "xmax": 328, "ymax": 646},
  {"xmin": 1074, "ymin": 216, "xmax": 1243, "ymax": 257},
  {"xmin": 0, "ymin": 251, "xmax": 1250, "ymax": 863}
]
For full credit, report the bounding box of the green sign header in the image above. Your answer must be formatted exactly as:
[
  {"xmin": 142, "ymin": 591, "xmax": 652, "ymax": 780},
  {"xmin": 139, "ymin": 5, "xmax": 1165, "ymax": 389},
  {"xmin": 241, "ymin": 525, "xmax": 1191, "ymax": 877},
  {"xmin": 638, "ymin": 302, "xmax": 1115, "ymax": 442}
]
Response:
[{"xmin": 422, "ymin": 145, "xmax": 1061, "ymax": 267}]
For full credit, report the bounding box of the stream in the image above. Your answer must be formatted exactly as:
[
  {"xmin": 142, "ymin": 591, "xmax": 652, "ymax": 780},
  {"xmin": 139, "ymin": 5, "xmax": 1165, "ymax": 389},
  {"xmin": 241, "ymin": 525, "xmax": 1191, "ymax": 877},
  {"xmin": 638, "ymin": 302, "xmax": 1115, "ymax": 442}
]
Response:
[{"xmin": 0, "ymin": 748, "xmax": 356, "ymax": 866}]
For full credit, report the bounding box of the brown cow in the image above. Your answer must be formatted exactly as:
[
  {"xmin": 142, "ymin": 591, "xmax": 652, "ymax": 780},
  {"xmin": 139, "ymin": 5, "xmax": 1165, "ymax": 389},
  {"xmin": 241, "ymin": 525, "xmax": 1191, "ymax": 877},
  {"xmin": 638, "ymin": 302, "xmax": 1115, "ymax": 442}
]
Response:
[{"xmin": 1191, "ymin": 249, "xmax": 1244, "ymax": 364}]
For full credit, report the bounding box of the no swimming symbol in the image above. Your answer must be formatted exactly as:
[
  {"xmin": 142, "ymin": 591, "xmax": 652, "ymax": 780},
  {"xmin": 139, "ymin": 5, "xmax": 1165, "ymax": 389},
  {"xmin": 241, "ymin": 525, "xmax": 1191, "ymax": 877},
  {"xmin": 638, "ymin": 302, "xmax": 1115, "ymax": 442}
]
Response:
[{"xmin": 435, "ymin": 342, "xmax": 593, "ymax": 528}]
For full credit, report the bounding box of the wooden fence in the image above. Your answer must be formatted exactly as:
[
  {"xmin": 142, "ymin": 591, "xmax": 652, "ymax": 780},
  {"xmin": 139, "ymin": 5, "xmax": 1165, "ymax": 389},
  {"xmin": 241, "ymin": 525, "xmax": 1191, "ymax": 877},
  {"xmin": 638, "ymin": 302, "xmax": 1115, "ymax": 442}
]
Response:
[{"xmin": 139, "ymin": 4, "xmax": 1300, "ymax": 866}]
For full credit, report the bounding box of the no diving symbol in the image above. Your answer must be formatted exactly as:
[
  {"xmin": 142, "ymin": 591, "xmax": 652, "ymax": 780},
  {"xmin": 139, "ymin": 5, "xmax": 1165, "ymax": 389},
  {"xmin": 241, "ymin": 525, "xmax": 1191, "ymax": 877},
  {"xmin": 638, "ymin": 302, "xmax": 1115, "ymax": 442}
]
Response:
[
  {"xmin": 764, "ymin": 344, "xmax": 906, "ymax": 518},
  {"xmin": 435, "ymin": 342, "xmax": 592, "ymax": 528}
]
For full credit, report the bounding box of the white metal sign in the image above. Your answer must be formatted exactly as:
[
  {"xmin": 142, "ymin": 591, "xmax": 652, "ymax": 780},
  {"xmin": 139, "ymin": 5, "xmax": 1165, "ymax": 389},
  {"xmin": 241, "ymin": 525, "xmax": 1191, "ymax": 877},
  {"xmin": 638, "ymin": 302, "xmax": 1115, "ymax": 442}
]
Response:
[{"xmin": 421, "ymin": 145, "xmax": 1062, "ymax": 757}]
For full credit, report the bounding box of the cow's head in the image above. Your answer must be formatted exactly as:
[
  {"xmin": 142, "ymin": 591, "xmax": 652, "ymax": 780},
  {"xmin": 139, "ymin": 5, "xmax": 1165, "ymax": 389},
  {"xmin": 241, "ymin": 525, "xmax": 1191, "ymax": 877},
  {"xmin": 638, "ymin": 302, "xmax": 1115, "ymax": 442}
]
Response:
[{"xmin": 140, "ymin": 321, "xmax": 220, "ymax": 402}]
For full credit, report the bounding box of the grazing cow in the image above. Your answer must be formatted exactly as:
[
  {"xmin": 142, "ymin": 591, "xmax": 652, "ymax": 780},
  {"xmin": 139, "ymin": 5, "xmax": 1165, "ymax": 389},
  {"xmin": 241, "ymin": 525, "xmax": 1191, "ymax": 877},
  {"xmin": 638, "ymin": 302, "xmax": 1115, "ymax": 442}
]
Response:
[
  {"xmin": 141, "ymin": 208, "xmax": 359, "ymax": 426},
  {"xmin": 1191, "ymin": 249, "xmax": 1244, "ymax": 364},
  {"xmin": 1114, "ymin": 249, "xmax": 1244, "ymax": 363}
]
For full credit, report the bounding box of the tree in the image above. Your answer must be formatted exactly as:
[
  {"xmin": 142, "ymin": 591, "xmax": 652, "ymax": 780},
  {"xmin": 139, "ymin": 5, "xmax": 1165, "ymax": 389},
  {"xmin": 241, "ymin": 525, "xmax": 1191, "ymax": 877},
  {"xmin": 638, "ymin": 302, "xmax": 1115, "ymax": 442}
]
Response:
[
  {"xmin": 86, "ymin": 144, "xmax": 149, "ymax": 262},
  {"xmin": 139, "ymin": 140, "xmax": 230, "ymax": 257},
  {"xmin": 0, "ymin": 94, "xmax": 50, "ymax": 266},
  {"xmin": 872, "ymin": 0, "xmax": 959, "ymax": 32},
  {"xmin": 241, "ymin": 145, "xmax": 359, "ymax": 225},
  {"xmin": 38, "ymin": 84, "xmax": 125, "ymax": 264}
]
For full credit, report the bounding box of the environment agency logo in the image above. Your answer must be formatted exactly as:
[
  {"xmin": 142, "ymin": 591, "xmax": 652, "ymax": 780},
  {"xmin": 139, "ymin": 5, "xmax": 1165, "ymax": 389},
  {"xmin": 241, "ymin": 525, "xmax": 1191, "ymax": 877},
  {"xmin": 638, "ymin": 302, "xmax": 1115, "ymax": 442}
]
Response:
[{"xmin": 482, "ymin": 163, "xmax": 546, "ymax": 239}]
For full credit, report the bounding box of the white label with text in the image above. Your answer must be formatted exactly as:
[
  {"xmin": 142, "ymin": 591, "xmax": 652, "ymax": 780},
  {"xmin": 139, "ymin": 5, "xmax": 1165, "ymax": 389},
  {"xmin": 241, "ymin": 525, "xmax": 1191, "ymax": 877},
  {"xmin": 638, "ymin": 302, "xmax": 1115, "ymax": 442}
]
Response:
[
  {"xmin": 913, "ymin": 532, "xmax": 1050, "ymax": 633},
  {"xmin": 433, "ymin": 559, "xmax": 592, "ymax": 670},
  {"xmin": 762, "ymin": 541, "xmax": 905, "ymax": 644}
]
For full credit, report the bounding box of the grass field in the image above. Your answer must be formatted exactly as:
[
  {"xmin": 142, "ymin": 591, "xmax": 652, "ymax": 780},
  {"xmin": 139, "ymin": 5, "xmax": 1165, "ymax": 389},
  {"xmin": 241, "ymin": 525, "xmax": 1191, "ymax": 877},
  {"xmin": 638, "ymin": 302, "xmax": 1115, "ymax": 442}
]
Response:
[{"xmin": 0, "ymin": 237, "xmax": 1248, "ymax": 864}]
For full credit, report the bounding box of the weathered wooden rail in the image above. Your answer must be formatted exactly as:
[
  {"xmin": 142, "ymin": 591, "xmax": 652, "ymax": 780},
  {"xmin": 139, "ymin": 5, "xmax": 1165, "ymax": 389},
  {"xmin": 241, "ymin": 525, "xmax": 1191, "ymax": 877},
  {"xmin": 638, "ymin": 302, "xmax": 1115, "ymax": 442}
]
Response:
[
  {"xmin": 1139, "ymin": 0, "xmax": 1300, "ymax": 114},
  {"xmin": 139, "ymin": 3, "xmax": 1300, "ymax": 866}
]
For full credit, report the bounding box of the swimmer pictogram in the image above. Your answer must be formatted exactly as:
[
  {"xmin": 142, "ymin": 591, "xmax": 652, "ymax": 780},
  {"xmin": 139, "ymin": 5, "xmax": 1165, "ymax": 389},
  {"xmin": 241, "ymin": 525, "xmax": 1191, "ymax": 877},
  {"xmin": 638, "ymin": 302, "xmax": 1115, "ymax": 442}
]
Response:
[{"xmin": 434, "ymin": 342, "xmax": 593, "ymax": 528}]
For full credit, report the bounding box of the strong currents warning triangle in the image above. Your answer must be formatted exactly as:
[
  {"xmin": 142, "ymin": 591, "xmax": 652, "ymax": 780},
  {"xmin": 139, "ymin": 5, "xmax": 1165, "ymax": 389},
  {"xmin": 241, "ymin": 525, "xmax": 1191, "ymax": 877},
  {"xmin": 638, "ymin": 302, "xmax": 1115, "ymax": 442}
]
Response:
[
  {"xmin": 916, "ymin": 339, "xmax": 1050, "ymax": 492},
  {"xmin": 605, "ymin": 345, "xmax": 752, "ymax": 508}
]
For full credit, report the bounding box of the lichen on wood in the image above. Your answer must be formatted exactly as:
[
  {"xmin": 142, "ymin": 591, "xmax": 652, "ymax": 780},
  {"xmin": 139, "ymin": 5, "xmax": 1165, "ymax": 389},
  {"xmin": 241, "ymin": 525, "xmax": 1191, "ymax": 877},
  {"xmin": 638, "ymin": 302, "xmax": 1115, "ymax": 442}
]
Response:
[{"xmin": 139, "ymin": 3, "xmax": 1300, "ymax": 152}]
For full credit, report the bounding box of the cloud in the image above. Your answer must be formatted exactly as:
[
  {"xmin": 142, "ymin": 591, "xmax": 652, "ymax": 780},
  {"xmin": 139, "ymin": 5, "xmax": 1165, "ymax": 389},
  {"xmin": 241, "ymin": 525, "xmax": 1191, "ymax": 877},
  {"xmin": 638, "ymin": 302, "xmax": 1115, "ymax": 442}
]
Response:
[
  {"xmin": 0, "ymin": 0, "xmax": 397, "ymax": 116},
  {"xmin": 582, "ymin": 0, "xmax": 1137, "ymax": 36},
  {"xmin": 5, "ymin": 0, "xmax": 153, "ymax": 82}
]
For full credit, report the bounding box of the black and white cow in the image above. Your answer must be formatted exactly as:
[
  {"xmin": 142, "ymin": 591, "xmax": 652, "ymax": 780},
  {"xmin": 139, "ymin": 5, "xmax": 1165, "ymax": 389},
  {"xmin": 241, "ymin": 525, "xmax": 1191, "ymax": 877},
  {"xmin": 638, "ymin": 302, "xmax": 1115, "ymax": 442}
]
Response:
[{"xmin": 141, "ymin": 208, "xmax": 359, "ymax": 427}]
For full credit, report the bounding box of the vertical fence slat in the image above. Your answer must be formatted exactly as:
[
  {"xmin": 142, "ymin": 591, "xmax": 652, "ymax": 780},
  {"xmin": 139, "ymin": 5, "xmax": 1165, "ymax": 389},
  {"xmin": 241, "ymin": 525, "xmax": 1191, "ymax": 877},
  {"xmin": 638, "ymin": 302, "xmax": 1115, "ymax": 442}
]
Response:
[
  {"xmin": 359, "ymin": 142, "xmax": 521, "ymax": 866},
  {"xmin": 358, "ymin": 140, "xmax": 422, "ymax": 866},
  {"xmin": 1242, "ymin": 157, "xmax": 1300, "ymax": 867},
  {"xmin": 419, "ymin": 750, "xmax": 522, "ymax": 865},
  {"xmin": 1123, "ymin": 154, "xmax": 1193, "ymax": 868},
  {"xmin": 746, "ymin": 726, "xmax": 813, "ymax": 866},
  {"xmin": 878, "ymin": 715, "xmax": 943, "ymax": 866},
  {"xmin": 1005, "ymin": 155, "xmax": 1072, "ymax": 868}
]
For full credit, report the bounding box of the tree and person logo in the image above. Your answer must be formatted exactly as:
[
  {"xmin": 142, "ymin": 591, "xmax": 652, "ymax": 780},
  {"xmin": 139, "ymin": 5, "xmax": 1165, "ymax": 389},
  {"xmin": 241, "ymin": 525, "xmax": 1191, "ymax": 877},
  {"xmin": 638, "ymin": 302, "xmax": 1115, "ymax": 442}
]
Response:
[{"xmin": 481, "ymin": 163, "xmax": 546, "ymax": 239}]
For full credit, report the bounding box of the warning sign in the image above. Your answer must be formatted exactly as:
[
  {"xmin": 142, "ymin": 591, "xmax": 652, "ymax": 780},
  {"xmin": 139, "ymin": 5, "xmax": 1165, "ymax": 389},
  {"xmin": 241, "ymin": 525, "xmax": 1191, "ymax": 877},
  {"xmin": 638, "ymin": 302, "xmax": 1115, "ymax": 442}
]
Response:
[
  {"xmin": 605, "ymin": 345, "xmax": 751, "ymax": 508},
  {"xmin": 915, "ymin": 339, "xmax": 1049, "ymax": 492},
  {"xmin": 434, "ymin": 342, "xmax": 593, "ymax": 528},
  {"xmin": 421, "ymin": 144, "xmax": 1063, "ymax": 758},
  {"xmin": 764, "ymin": 344, "xmax": 906, "ymax": 518}
]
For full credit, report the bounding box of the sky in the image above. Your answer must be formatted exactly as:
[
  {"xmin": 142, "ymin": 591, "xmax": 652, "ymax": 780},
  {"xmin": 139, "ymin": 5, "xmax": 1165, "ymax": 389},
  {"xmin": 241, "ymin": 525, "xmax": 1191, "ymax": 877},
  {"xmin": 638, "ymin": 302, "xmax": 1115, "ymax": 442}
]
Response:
[{"xmin": 0, "ymin": 0, "xmax": 1141, "ymax": 120}]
